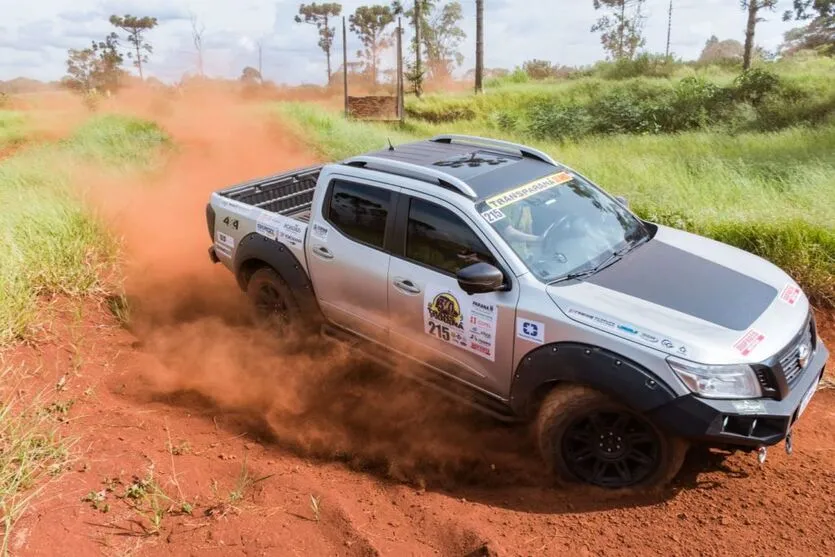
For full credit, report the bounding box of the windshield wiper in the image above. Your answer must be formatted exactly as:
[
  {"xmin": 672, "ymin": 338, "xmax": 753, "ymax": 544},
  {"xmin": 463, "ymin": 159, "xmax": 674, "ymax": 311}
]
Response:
[{"xmin": 548, "ymin": 237, "xmax": 647, "ymax": 285}]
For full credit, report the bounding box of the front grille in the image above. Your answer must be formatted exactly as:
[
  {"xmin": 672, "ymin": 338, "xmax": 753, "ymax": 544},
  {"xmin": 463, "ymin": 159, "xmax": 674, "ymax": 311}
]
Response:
[{"xmin": 777, "ymin": 317, "xmax": 814, "ymax": 387}]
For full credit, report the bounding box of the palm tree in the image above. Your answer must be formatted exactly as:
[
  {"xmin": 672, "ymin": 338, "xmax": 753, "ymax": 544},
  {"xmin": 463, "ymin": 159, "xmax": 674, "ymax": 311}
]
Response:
[{"xmin": 475, "ymin": 0, "xmax": 484, "ymax": 93}]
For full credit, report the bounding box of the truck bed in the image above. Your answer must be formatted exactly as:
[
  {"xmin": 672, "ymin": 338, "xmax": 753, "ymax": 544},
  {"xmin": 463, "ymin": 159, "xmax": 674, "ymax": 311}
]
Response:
[{"xmin": 219, "ymin": 165, "xmax": 323, "ymax": 219}]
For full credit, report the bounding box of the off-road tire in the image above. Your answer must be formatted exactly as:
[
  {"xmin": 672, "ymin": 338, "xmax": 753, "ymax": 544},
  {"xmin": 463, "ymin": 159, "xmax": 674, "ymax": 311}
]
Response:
[
  {"xmin": 246, "ymin": 267, "xmax": 302, "ymax": 330},
  {"xmin": 535, "ymin": 384, "xmax": 688, "ymax": 489}
]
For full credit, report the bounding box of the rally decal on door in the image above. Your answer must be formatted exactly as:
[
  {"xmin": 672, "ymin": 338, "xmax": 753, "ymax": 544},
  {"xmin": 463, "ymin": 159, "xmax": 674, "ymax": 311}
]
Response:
[{"xmin": 423, "ymin": 284, "xmax": 497, "ymax": 362}]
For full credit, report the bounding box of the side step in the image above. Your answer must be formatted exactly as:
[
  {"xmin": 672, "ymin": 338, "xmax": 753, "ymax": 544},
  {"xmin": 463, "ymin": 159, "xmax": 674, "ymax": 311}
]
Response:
[{"xmin": 322, "ymin": 324, "xmax": 519, "ymax": 423}]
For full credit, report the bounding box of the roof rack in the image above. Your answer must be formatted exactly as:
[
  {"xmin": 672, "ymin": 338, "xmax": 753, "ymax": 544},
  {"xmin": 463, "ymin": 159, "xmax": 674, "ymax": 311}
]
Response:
[
  {"xmin": 429, "ymin": 134, "xmax": 558, "ymax": 166},
  {"xmin": 342, "ymin": 155, "xmax": 478, "ymax": 198}
]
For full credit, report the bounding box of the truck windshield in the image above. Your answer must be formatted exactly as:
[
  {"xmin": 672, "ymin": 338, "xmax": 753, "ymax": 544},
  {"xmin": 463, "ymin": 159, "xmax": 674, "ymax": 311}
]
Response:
[{"xmin": 475, "ymin": 170, "xmax": 649, "ymax": 283}]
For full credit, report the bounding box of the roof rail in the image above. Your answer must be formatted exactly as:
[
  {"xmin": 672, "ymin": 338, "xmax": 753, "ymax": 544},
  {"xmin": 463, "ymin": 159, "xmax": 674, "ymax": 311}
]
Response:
[
  {"xmin": 429, "ymin": 134, "xmax": 558, "ymax": 166},
  {"xmin": 341, "ymin": 155, "xmax": 478, "ymax": 198}
]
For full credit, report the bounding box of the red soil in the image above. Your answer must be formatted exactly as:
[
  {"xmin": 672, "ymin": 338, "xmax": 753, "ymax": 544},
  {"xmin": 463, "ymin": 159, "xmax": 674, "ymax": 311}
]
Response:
[{"xmin": 5, "ymin": 90, "xmax": 835, "ymax": 557}]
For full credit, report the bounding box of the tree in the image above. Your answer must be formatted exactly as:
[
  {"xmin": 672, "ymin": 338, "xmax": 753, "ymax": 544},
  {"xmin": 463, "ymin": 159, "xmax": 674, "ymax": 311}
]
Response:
[
  {"xmin": 64, "ymin": 33, "xmax": 124, "ymax": 94},
  {"xmin": 349, "ymin": 5, "xmax": 395, "ymax": 84},
  {"xmin": 109, "ymin": 15, "xmax": 159, "ymax": 80},
  {"xmin": 782, "ymin": 0, "xmax": 835, "ymax": 56},
  {"xmin": 294, "ymin": 3, "xmax": 343, "ymax": 84},
  {"xmin": 699, "ymin": 35, "xmax": 745, "ymax": 62},
  {"xmin": 475, "ymin": 0, "xmax": 484, "ymax": 93},
  {"xmin": 784, "ymin": 0, "xmax": 834, "ymax": 20},
  {"xmin": 422, "ymin": 2, "xmax": 466, "ymax": 81},
  {"xmin": 591, "ymin": 0, "xmax": 647, "ymax": 60},
  {"xmin": 740, "ymin": 1, "xmax": 777, "ymax": 70},
  {"xmin": 190, "ymin": 13, "xmax": 206, "ymax": 77},
  {"xmin": 780, "ymin": 15, "xmax": 835, "ymax": 55},
  {"xmin": 240, "ymin": 66, "xmax": 262, "ymax": 84}
]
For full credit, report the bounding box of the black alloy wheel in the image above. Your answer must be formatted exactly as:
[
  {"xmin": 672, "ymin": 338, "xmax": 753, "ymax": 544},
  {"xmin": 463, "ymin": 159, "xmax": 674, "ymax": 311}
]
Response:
[{"xmin": 561, "ymin": 409, "xmax": 661, "ymax": 488}]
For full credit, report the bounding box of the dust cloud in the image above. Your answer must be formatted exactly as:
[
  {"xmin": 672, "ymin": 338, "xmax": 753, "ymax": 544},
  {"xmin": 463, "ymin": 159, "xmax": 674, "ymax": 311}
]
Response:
[{"xmin": 87, "ymin": 86, "xmax": 538, "ymax": 489}]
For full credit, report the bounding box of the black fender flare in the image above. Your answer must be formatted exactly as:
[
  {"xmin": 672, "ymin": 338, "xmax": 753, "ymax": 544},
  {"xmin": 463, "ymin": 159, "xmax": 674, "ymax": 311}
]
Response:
[
  {"xmin": 508, "ymin": 342, "xmax": 677, "ymax": 419},
  {"xmin": 233, "ymin": 232, "xmax": 322, "ymax": 319}
]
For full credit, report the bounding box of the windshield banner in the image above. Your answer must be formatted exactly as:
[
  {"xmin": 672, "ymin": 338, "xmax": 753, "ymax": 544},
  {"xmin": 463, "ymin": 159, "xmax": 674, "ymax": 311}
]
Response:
[{"xmin": 485, "ymin": 171, "xmax": 573, "ymax": 209}]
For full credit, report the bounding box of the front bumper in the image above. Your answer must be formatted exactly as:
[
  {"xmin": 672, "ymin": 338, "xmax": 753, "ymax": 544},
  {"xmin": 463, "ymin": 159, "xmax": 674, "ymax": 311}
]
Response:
[{"xmin": 649, "ymin": 341, "xmax": 829, "ymax": 448}]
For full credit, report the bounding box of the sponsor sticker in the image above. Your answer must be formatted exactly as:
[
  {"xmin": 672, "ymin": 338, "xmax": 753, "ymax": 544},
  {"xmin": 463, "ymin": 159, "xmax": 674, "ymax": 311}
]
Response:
[
  {"xmin": 280, "ymin": 221, "xmax": 305, "ymax": 246},
  {"xmin": 485, "ymin": 171, "xmax": 573, "ymax": 209},
  {"xmin": 640, "ymin": 332, "xmax": 659, "ymax": 343},
  {"xmin": 516, "ymin": 319, "xmax": 545, "ymax": 344},
  {"xmin": 215, "ymin": 231, "xmax": 235, "ymax": 249},
  {"xmin": 732, "ymin": 399, "xmax": 765, "ymax": 415},
  {"xmin": 617, "ymin": 324, "xmax": 639, "ymax": 335},
  {"xmin": 733, "ymin": 329, "xmax": 766, "ymax": 356},
  {"xmin": 255, "ymin": 212, "xmax": 308, "ymax": 247},
  {"xmin": 311, "ymin": 222, "xmax": 329, "ymax": 241},
  {"xmin": 779, "ymin": 283, "xmax": 801, "ymax": 306},
  {"xmin": 567, "ymin": 307, "xmax": 688, "ymax": 356},
  {"xmin": 424, "ymin": 285, "xmax": 497, "ymax": 361},
  {"xmin": 255, "ymin": 220, "xmax": 278, "ymax": 241},
  {"xmin": 480, "ymin": 208, "xmax": 506, "ymax": 224}
]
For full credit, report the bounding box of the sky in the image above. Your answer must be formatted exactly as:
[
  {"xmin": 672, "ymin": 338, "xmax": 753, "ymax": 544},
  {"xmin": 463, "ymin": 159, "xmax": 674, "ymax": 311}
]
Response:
[{"xmin": 0, "ymin": 0, "xmax": 801, "ymax": 85}]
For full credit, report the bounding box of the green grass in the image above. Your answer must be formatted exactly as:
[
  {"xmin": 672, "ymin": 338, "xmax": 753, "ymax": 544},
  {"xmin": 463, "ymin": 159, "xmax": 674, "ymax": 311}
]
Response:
[
  {"xmin": 0, "ymin": 114, "xmax": 169, "ymax": 343},
  {"xmin": 277, "ymin": 101, "xmax": 835, "ymax": 307},
  {"xmin": 0, "ymin": 111, "xmax": 28, "ymax": 152}
]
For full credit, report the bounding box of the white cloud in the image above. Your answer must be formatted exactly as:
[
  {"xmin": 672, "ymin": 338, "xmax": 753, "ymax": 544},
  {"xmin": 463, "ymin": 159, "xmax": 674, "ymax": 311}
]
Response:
[{"xmin": 0, "ymin": 0, "xmax": 798, "ymax": 84}]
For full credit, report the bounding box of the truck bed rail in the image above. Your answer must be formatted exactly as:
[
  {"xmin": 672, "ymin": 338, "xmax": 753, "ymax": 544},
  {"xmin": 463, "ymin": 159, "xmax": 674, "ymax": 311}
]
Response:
[{"xmin": 220, "ymin": 165, "xmax": 323, "ymax": 217}]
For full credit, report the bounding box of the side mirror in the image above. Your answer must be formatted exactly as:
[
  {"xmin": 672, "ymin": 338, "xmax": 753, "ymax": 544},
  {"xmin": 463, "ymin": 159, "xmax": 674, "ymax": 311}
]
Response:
[
  {"xmin": 615, "ymin": 195, "xmax": 629, "ymax": 208},
  {"xmin": 456, "ymin": 262, "xmax": 504, "ymax": 295}
]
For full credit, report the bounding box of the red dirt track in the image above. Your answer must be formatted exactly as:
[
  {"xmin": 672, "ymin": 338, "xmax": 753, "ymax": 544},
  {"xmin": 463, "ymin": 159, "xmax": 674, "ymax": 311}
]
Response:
[{"xmin": 6, "ymin": 90, "xmax": 835, "ymax": 557}]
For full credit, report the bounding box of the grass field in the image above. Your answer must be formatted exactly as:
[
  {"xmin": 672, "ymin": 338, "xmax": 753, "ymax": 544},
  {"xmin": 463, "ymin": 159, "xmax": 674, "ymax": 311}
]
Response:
[
  {"xmin": 0, "ymin": 113, "xmax": 169, "ymax": 343},
  {"xmin": 0, "ymin": 111, "xmax": 28, "ymax": 151},
  {"xmin": 277, "ymin": 100, "xmax": 835, "ymax": 307}
]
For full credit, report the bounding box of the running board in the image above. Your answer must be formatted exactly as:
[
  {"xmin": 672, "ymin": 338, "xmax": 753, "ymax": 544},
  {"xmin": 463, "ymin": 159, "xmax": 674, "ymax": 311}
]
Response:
[{"xmin": 321, "ymin": 324, "xmax": 519, "ymax": 423}]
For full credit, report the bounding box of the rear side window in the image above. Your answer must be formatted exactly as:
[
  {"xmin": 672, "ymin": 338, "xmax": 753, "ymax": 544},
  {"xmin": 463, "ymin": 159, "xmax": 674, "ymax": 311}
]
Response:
[
  {"xmin": 406, "ymin": 197, "xmax": 498, "ymax": 275},
  {"xmin": 327, "ymin": 180, "xmax": 391, "ymax": 249}
]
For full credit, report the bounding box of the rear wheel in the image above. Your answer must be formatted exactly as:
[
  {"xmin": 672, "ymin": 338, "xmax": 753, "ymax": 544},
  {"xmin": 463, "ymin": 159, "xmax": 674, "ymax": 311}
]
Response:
[
  {"xmin": 246, "ymin": 267, "xmax": 300, "ymax": 330},
  {"xmin": 535, "ymin": 385, "xmax": 688, "ymax": 489}
]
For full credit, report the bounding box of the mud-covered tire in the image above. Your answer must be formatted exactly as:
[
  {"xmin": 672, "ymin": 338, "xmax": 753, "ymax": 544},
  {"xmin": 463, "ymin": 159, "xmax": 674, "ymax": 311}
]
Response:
[
  {"xmin": 246, "ymin": 267, "xmax": 302, "ymax": 330},
  {"xmin": 535, "ymin": 384, "xmax": 688, "ymax": 489}
]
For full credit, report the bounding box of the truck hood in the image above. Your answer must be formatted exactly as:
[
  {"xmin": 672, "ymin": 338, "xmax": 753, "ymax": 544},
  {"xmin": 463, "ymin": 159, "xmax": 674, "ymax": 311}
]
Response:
[{"xmin": 547, "ymin": 224, "xmax": 810, "ymax": 365}]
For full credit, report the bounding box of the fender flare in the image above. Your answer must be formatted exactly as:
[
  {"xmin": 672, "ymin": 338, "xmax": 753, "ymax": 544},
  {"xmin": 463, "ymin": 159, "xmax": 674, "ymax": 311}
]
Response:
[
  {"xmin": 233, "ymin": 232, "xmax": 322, "ymax": 319},
  {"xmin": 508, "ymin": 342, "xmax": 677, "ymax": 419}
]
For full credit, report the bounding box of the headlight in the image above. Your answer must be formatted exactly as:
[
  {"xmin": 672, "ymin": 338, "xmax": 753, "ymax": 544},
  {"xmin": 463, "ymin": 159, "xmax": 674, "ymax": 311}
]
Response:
[{"xmin": 667, "ymin": 356, "xmax": 762, "ymax": 399}]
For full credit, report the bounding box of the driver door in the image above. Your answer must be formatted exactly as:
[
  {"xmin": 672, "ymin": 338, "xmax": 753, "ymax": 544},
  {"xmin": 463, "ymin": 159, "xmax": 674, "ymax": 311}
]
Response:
[{"xmin": 387, "ymin": 194, "xmax": 520, "ymax": 396}]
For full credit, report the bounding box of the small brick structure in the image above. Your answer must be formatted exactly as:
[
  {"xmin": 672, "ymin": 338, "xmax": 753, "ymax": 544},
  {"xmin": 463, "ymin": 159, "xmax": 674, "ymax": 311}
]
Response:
[{"xmin": 347, "ymin": 95, "xmax": 399, "ymax": 120}]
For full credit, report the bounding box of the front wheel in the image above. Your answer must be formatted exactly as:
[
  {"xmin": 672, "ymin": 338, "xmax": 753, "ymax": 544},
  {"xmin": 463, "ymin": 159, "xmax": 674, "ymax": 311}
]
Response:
[{"xmin": 535, "ymin": 385, "xmax": 688, "ymax": 489}]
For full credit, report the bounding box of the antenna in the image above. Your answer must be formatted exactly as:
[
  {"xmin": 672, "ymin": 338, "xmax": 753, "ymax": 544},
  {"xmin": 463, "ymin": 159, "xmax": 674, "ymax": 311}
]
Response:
[{"xmin": 387, "ymin": 137, "xmax": 395, "ymax": 151}]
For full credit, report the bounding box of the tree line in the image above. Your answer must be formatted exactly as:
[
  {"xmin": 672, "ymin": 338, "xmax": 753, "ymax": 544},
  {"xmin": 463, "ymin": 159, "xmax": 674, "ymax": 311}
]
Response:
[{"xmin": 63, "ymin": 1, "xmax": 833, "ymax": 96}]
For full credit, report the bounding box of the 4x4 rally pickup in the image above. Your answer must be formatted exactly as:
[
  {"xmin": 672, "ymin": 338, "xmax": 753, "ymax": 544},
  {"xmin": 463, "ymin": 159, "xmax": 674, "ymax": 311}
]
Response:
[{"xmin": 206, "ymin": 134, "xmax": 828, "ymax": 489}]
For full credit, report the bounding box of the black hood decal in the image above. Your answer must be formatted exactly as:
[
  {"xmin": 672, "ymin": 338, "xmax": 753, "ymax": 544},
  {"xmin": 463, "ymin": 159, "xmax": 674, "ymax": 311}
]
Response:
[{"xmin": 587, "ymin": 240, "xmax": 777, "ymax": 331}]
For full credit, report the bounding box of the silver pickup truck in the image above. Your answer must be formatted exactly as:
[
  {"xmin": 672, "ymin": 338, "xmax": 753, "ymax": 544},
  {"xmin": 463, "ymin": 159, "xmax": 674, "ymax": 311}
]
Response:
[{"xmin": 206, "ymin": 134, "xmax": 828, "ymax": 489}]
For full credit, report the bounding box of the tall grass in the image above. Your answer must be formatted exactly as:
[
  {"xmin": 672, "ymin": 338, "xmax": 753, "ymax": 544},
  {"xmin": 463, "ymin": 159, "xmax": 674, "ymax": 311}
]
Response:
[
  {"xmin": 277, "ymin": 102, "xmax": 835, "ymax": 307},
  {"xmin": 0, "ymin": 114, "xmax": 169, "ymax": 343},
  {"xmin": 0, "ymin": 111, "xmax": 28, "ymax": 151}
]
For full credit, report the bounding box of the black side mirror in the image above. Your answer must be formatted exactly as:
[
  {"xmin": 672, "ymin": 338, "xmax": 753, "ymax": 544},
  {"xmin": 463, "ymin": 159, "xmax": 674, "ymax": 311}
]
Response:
[
  {"xmin": 456, "ymin": 262, "xmax": 504, "ymax": 295},
  {"xmin": 615, "ymin": 195, "xmax": 629, "ymax": 208}
]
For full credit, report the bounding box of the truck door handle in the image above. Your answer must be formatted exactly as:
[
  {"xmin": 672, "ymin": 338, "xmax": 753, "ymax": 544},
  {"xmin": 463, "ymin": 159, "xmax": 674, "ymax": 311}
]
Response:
[
  {"xmin": 312, "ymin": 246, "xmax": 333, "ymax": 260},
  {"xmin": 393, "ymin": 278, "xmax": 421, "ymax": 295}
]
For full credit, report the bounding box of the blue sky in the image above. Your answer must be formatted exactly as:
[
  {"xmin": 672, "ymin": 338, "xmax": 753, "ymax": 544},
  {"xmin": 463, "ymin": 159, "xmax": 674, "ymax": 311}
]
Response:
[{"xmin": 0, "ymin": 0, "xmax": 800, "ymax": 84}]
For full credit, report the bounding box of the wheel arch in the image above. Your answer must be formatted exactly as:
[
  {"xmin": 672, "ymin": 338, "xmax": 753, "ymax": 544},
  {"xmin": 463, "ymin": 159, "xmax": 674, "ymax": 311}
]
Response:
[
  {"xmin": 233, "ymin": 232, "xmax": 323, "ymax": 319},
  {"xmin": 509, "ymin": 342, "xmax": 678, "ymax": 420}
]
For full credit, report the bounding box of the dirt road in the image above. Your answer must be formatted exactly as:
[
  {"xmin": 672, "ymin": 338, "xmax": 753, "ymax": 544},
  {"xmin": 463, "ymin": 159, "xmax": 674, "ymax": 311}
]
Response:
[{"xmin": 8, "ymin": 91, "xmax": 835, "ymax": 557}]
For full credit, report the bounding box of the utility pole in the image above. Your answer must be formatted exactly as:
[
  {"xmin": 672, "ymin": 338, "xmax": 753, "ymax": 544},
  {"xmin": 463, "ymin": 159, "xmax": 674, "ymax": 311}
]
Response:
[
  {"xmin": 415, "ymin": 0, "xmax": 422, "ymax": 98},
  {"xmin": 397, "ymin": 17, "xmax": 404, "ymax": 122},
  {"xmin": 342, "ymin": 16, "xmax": 348, "ymax": 116},
  {"xmin": 475, "ymin": 0, "xmax": 484, "ymax": 94},
  {"xmin": 257, "ymin": 40, "xmax": 263, "ymax": 83},
  {"xmin": 665, "ymin": 0, "xmax": 673, "ymax": 59}
]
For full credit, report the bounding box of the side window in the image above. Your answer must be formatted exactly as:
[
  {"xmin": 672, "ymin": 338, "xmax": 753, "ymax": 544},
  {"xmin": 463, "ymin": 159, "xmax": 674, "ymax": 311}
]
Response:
[
  {"xmin": 406, "ymin": 197, "xmax": 498, "ymax": 275},
  {"xmin": 327, "ymin": 180, "xmax": 391, "ymax": 249}
]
